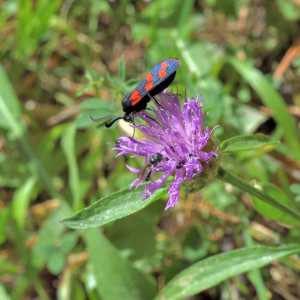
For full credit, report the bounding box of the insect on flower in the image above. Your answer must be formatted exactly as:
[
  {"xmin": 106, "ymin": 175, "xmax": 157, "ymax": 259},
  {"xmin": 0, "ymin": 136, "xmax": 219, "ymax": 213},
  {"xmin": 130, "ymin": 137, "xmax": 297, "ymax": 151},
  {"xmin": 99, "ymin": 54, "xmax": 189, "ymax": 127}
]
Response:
[
  {"xmin": 114, "ymin": 90, "xmax": 219, "ymax": 210},
  {"xmin": 89, "ymin": 58, "xmax": 181, "ymax": 137},
  {"xmin": 138, "ymin": 152, "xmax": 164, "ymax": 183}
]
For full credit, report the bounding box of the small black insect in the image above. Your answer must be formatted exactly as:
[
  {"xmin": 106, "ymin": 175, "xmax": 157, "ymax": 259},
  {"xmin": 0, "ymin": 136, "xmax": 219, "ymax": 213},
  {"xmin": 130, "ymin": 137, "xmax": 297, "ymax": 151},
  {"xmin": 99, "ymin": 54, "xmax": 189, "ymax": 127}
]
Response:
[
  {"xmin": 176, "ymin": 159, "xmax": 186, "ymax": 169},
  {"xmin": 138, "ymin": 153, "xmax": 163, "ymax": 183}
]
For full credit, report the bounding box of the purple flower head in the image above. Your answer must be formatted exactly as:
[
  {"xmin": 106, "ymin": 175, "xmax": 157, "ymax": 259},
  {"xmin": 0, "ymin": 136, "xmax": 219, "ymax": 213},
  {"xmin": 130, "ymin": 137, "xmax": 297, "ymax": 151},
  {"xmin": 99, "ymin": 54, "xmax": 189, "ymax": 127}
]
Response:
[{"xmin": 113, "ymin": 90, "xmax": 219, "ymax": 210}]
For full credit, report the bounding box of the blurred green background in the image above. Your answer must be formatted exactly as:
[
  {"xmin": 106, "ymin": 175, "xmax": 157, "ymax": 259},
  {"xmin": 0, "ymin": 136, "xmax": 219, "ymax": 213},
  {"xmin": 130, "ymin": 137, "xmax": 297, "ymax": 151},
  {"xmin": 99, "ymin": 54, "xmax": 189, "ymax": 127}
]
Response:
[{"xmin": 1, "ymin": 0, "xmax": 300, "ymax": 299}]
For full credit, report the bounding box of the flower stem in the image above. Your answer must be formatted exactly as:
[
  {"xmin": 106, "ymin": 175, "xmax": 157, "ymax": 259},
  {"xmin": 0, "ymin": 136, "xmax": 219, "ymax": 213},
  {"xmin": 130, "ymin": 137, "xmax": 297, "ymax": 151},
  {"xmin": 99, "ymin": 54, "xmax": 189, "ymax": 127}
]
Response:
[{"xmin": 216, "ymin": 166, "xmax": 300, "ymax": 222}]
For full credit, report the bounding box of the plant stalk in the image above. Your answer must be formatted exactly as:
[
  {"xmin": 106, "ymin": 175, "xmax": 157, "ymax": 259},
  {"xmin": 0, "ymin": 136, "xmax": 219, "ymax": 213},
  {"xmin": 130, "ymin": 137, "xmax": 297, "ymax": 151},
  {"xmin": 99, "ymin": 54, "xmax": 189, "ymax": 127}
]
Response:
[{"xmin": 216, "ymin": 166, "xmax": 300, "ymax": 222}]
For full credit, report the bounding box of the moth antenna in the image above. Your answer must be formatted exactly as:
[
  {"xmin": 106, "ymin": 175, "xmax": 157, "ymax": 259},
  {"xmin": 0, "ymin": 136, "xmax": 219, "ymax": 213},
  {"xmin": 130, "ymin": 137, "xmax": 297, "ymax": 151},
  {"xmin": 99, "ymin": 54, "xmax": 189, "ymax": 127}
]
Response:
[
  {"xmin": 89, "ymin": 115, "xmax": 122, "ymax": 123},
  {"xmin": 105, "ymin": 117, "xmax": 123, "ymax": 128}
]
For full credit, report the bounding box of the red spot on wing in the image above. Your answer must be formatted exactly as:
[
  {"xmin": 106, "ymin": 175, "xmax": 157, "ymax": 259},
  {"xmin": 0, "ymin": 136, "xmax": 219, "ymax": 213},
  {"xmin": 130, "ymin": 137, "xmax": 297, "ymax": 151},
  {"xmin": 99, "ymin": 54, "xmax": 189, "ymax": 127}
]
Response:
[
  {"xmin": 161, "ymin": 62, "xmax": 168, "ymax": 70},
  {"xmin": 130, "ymin": 90, "xmax": 142, "ymax": 105},
  {"xmin": 145, "ymin": 73, "xmax": 154, "ymax": 82},
  {"xmin": 145, "ymin": 81, "xmax": 154, "ymax": 91},
  {"xmin": 130, "ymin": 90, "xmax": 139, "ymax": 100},
  {"xmin": 158, "ymin": 70, "xmax": 167, "ymax": 78}
]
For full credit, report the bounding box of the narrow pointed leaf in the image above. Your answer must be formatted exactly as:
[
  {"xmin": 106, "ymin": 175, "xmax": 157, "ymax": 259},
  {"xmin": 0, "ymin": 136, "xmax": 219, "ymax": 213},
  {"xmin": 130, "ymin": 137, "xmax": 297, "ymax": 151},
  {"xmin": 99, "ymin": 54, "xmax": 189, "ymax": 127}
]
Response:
[
  {"xmin": 61, "ymin": 123, "xmax": 81, "ymax": 211},
  {"xmin": 61, "ymin": 187, "xmax": 167, "ymax": 229},
  {"xmin": 11, "ymin": 176, "xmax": 37, "ymax": 229},
  {"xmin": 230, "ymin": 57, "xmax": 300, "ymax": 165},
  {"xmin": 118, "ymin": 55, "xmax": 126, "ymax": 81},
  {"xmin": 220, "ymin": 133, "xmax": 280, "ymax": 154},
  {"xmin": 155, "ymin": 244, "xmax": 300, "ymax": 300},
  {"xmin": 0, "ymin": 64, "xmax": 69, "ymax": 205}
]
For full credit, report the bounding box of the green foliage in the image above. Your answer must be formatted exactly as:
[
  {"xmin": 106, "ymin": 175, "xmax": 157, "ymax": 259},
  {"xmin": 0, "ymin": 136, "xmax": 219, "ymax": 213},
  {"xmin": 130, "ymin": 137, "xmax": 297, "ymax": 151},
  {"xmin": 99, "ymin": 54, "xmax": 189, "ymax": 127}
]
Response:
[
  {"xmin": 220, "ymin": 134, "xmax": 281, "ymax": 155},
  {"xmin": 61, "ymin": 123, "xmax": 81, "ymax": 211},
  {"xmin": 290, "ymin": 183, "xmax": 300, "ymax": 202},
  {"xmin": 86, "ymin": 228, "xmax": 157, "ymax": 300},
  {"xmin": 230, "ymin": 57, "xmax": 300, "ymax": 165},
  {"xmin": 76, "ymin": 98, "xmax": 115, "ymax": 128},
  {"xmin": 1, "ymin": 0, "xmax": 300, "ymax": 299},
  {"xmin": 118, "ymin": 55, "xmax": 126, "ymax": 81},
  {"xmin": 251, "ymin": 182, "xmax": 300, "ymax": 226},
  {"xmin": 155, "ymin": 245, "xmax": 300, "ymax": 300},
  {"xmin": 61, "ymin": 187, "xmax": 167, "ymax": 229}
]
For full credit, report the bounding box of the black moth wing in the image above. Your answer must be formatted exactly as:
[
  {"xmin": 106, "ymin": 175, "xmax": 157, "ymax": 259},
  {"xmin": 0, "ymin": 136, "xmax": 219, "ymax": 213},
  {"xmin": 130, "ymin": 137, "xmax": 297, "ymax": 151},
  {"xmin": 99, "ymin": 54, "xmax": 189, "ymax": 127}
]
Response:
[{"xmin": 136, "ymin": 58, "xmax": 181, "ymax": 101}]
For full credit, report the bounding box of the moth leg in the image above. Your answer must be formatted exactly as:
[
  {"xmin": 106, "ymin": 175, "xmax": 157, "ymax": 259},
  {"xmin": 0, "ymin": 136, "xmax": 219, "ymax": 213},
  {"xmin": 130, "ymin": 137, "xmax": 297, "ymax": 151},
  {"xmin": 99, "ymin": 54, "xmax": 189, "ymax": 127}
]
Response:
[
  {"xmin": 152, "ymin": 96, "xmax": 166, "ymax": 110},
  {"xmin": 152, "ymin": 95, "xmax": 173, "ymax": 117},
  {"xmin": 145, "ymin": 107, "xmax": 155, "ymax": 112},
  {"xmin": 141, "ymin": 111, "xmax": 162, "ymax": 129},
  {"xmin": 131, "ymin": 117, "xmax": 136, "ymax": 139},
  {"xmin": 142, "ymin": 111, "xmax": 166, "ymax": 134}
]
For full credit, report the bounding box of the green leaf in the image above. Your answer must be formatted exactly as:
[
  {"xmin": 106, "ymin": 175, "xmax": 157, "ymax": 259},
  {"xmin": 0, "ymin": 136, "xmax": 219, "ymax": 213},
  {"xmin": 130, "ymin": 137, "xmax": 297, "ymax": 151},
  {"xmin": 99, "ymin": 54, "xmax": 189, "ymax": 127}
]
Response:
[
  {"xmin": 61, "ymin": 123, "xmax": 81, "ymax": 211},
  {"xmin": 217, "ymin": 166, "xmax": 300, "ymax": 223},
  {"xmin": 34, "ymin": 243, "xmax": 56, "ymax": 262},
  {"xmin": 0, "ymin": 64, "xmax": 69, "ymax": 206},
  {"xmin": 229, "ymin": 57, "xmax": 300, "ymax": 165},
  {"xmin": 237, "ymin": 86, "xmax": 251, "ymax": 103},
  {"xmin": 276, "ymin": 0, "xmax": 300, "ymax": 21},
  {"xmin": 242, "ymin": 216, "xmax": 268, "ymax": 300},
  {"xmin": 125, "ymin": 78, "xmax": 140, "ymax": 86},
  {"xmin": 0, "ymin": 207, "xmax": 9, "ymax": 245},
  {"xmin": 47, "ymin": 252, "xmax": 67, "ymax": 275},
  {"xmin": 118, "ymin": 55, "xmax": 126, "ymax": 81},
  {"xmin": 155, "ymin": 244, "xmax": 300, "ymax": 300},
  {"xmin": 0, "ymin": 64, "xmax": 23, "ymax": 132},
  {"xmin": 215, "ymin": 0, "xmax": 236, "ymax": 18},
  {"xmin": 86, "ymin": 228, "xmax": 157, "ymax": 300},
  {"xmin": 0, "ymin": 283, "xmax": 11, "ymax": 300},
  {"xmin": 32, "ymin": 207, "xmax": 70, "ymax": 268},
  {"xmin": 85, "ymin": 70, "xmax": 104, "ymax": 82},
  {"xmin": 58, "ymin": 232, "xmax": 79, "ymax": 254},
  {"xmin": 220, "ymin": 134, "xmax": 280, "ymax": 154},
  {"xmin": 290, "ymin": 183, "xmax": 300, "ymax": 195},
  {"xmin": 107, "ymin": 73, "xmax": 122, "ymax": 88},
  {"xmin": 177, "ymin": 40, "xmax": 223, "ymax": 79},
  {"xmin": 251, "ymin": 182, "xmax": 300, "ymax": 226},
  {"xmin": 9, "ymin": 275, "xmax": 29, "ymax": 300},
  {"xmin": 79, "ymin": 98, "xmax": 114, "ymax": 111},
  {"xmin": 177, "ymin": 0, "xmax": 194, "ymax": 39},
  {"xmin": 76, "ymin": 83, "xmax": 94, "ymax": 97},
  {"xmin": 122, "ymin": 78, "xmax": 141, "ymax": 94},
  {"xmin": 11, "ymin": 176, "xmax": 37, "ymax": 229},
  {"xmin": 15, "ymin": 0, "xmax": 62, "ymax": 58},
  {"xmin": 107, "ymin": 201, "xmax": 165, "ymax": 260},
  {"xmin": 61, "ymin": 187, "xmax": 167, "ymax": 229}
]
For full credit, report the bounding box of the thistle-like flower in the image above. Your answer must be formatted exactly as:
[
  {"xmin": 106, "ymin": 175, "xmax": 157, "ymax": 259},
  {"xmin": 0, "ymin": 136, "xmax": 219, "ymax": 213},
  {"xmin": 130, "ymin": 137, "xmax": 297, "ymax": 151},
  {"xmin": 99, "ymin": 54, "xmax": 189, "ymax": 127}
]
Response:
[{"xmin": 113, "ymin": 90, "xmax": 219, "ymax": 210}]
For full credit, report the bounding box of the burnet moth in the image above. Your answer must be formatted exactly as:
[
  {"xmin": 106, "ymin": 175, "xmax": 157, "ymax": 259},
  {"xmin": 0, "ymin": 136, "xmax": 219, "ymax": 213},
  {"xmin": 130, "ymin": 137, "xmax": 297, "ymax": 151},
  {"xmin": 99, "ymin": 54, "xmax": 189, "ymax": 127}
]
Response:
[{"xmin": 89, "ymin": 58, "xmax": 181, "ymax": 137}]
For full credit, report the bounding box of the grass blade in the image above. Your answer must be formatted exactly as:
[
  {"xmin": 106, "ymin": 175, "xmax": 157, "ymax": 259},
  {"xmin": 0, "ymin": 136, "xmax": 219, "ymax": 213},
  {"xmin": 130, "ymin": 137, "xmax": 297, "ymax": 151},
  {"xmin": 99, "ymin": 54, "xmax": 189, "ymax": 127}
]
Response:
[
  {"xmin": 229, "ymin": 57, "xmax": 300, "ymax": 165},
  {"xmin": 11, "ymin": 176, "xmax": 37, "ymax": 229},
  {"xmin": 0, "ymin": 64, "xmax": 70, "ymax": 208},
  {"xmin": 61, "ymin": 123, "xmax": 81, "ymax": 211}
]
